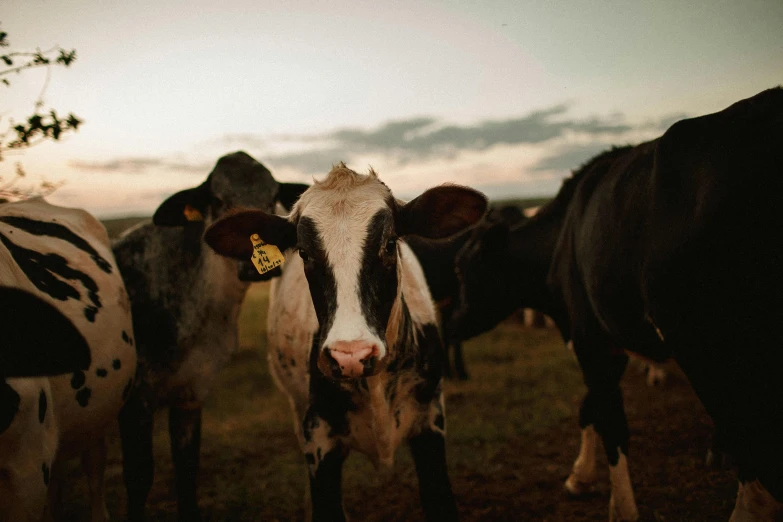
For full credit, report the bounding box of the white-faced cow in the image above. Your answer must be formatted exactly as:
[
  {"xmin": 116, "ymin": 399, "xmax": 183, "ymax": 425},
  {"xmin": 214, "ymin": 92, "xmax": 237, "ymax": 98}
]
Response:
[
  {"xmin": 204, "ymin": 164, "xmax": 487, "ymax": 521},
  {"xmin": 111, "ymin": 151, "xmax": 307, "ymax": 522},
  {"xmin": 406, "ymin": 205, "xmax": 527, "ymax": 380},
  {"xmin": 0, "ymin": 198, "xmax": 137, "ymax": 522},
  {"xmin": 452, "ymin": 87, "xmax": 783, "ymax": 521}
]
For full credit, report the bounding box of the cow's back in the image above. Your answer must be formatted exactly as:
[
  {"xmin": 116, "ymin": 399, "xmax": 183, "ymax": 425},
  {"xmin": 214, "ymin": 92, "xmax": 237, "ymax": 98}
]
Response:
[{"xmin": 643, "ymin": 86, "xmax": 783, "ymax": 347}]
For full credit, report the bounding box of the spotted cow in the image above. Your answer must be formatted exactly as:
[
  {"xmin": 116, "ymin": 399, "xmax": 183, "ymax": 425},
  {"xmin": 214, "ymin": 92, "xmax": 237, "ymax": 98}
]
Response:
[
  {"xmin": 204, "ymin": 164, "xmax": 487, "ymax": 521},
  {"xmin": 112, "ymin": 151, "xmax": 307, "ymax": 522},
  {"xmin": 0, "ymin": 198, "xmax": 136, "ymax": 522},
  {"xmin": 452, "ymin": 87, "xmax": 783, "ymax": 520}
]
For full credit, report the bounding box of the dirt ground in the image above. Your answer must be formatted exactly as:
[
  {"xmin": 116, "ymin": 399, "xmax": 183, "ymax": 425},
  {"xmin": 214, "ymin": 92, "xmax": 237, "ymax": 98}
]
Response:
[{"xmin": 59, "ymin": 288, "xmax": 739, "ymax": 521}]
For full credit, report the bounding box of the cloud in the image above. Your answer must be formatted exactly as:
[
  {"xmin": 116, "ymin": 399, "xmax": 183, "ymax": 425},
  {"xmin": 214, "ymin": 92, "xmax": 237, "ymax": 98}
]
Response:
[
  {"xmin": 317, "ymin": 105, "xmax": 632, "ymax": 156},
  {"xmin": 255, "ymin": 104, "xmax": 637, "ymax": 174},
  {"xmin": 70, "ymin": 103, "xmax": 660, "ymax": 179},
  {"xmin": 69, "ymin": 157, "xmax": 211, "ymax": 174},
  {"xmin": 531, "ymin": 143, "xmax": 617, "ymax": 173}
]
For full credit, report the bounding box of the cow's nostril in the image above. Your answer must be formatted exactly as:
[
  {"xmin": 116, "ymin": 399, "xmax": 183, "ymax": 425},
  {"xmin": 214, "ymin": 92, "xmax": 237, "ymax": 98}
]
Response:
[{"xmin": 322, "ymin": 341, "xmax": 380, "ymax": 379}]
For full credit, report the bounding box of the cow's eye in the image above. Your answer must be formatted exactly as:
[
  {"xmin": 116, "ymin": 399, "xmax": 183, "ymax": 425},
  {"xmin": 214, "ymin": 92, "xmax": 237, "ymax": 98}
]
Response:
[
  {"xmin": 385, "ymin": 238, "xmax": 397, "ymax": 255},
  {"xmin": 299, "ymin": 249, "xmax": 310, "ymax": 262}
]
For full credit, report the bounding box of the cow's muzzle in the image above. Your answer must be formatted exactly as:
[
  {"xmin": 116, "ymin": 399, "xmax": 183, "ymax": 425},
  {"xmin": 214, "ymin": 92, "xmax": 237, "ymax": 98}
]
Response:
[{"xmin": 318, "ymin": 341, "xmax": 381, "ymax": 380}]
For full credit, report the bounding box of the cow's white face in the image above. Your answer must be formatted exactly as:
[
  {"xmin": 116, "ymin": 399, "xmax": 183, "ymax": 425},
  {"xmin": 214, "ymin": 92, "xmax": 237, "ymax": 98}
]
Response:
[
  {"xmin": 204, "ymin": 164, "xmax": 489, "ymax": 382},
  {"xmin": 292, "ymin": 171, "xmax": 399, "ymax": 378}
]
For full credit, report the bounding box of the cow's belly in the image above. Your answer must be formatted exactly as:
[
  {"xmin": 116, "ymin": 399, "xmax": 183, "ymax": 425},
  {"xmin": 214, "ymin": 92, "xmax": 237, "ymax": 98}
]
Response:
[{"xmin": 161, "ymin": 341, "xmax": 234, "ymax": 408}]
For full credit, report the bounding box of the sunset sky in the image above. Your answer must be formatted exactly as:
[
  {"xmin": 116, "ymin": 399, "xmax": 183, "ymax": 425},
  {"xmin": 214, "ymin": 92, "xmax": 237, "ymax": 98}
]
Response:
[{"xmin": 2, "ymin": 0, "xmax": 781, "ymax": 218}]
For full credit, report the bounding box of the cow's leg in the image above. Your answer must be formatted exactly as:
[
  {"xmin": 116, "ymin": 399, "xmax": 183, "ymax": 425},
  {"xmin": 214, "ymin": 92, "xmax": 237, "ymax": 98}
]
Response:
[
  {"xmin": 571, "ymin": 343, "xmax": 638, "ymax": 522},
  {"xmin": 452, "ymin": 338, "xmax": 469, "ymax": 380},
  {"xmin": 409, "ymin": 429, "xmax": 458, "ymax": 521},
  {"xmin": 564, "ymin": 422, "xmax": 598, "ymax": 495},
  {"xmin": 118, "ymin": 391, "xmax": 154, "ymax": 522},
  {"xmin": 442, "ymin": 338, "xmax": 454, "ymax": 379},
  {"xmin": 81, "ymin": 436, "xmax": 110, "ymax": 522},
  {"xmin": 41, "ymin": 458, "xmax": 64, "ymax": 522},
  {"xmin": 302, "ymin": 412, "xmax": 347, "ymax": 522},
  {"xmin": 169, "ymin": 405, "xmax": 203, "ymax": 522},
  {"xmin": 307, "ymin": 446, "xmax": 347, "ymax": 522}
]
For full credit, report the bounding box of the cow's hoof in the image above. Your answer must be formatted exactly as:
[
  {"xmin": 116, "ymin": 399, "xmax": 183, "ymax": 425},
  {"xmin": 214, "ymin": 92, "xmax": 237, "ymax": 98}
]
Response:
[{"xmin": 564, "ymin": 474, "xmax": 593, "ymax": 496}]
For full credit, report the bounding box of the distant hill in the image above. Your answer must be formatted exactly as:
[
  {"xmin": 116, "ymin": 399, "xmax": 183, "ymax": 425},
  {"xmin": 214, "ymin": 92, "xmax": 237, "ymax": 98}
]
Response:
[{"xmin": 102, "ymin": 216, "xmax": 149, "ymax": 239}]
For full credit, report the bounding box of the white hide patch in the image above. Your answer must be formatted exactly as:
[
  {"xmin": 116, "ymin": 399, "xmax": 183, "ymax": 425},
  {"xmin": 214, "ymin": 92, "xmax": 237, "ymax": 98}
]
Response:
[
  {"xmin": 398, "ymin": 242, "xmax": 437, "ymax": 327},
  {"xmin": 565, "ymin": 425, "xmax": 597, "ymax": 495},
  {"xmin": 292, "ymin": 172, "xmax": 392, "ymax": 357},
  {"xmin": 302, "ymin": 416, "xmax": 339, "ymax": 477},
  {"xmin": 609, "ymin": 450, "xmax": 639, "ymax": 522}
]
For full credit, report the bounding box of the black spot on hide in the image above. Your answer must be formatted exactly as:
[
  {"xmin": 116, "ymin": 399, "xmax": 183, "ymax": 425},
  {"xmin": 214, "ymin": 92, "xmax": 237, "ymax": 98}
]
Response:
[
  {"xmin": 76, "ymin": 387, "xmax": 92, "ymax": 407},
  {"xmin": 38, "ymin": 389, "xmax": 47, "ymax": 423},
  {"xmin": 70, "ymin": 370, "xmax": 86, "ymax": 389}
]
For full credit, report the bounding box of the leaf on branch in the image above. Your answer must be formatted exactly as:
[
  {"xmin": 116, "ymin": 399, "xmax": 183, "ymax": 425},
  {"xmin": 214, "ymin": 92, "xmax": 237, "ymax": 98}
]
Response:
[
  {"xmin": 32, "ymin": 51, "xmax": 50, "ymax": 65},
  {"xmin": 66, "ymin": 114, "xmax": 82, "ymax": 129},
  {"xmin": 56, "ymin": 49, "xmax": 77, "ymax": 66},
  {"xmin": 1, "ymin": 55, "xmax": 11, "ymax": 66}
]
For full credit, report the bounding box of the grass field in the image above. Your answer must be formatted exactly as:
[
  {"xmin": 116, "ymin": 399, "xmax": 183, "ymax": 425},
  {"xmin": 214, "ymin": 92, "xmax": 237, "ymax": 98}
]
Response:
[{"xmin": 60, "ymin": 282, "xmax": 738, "ymax": 521}]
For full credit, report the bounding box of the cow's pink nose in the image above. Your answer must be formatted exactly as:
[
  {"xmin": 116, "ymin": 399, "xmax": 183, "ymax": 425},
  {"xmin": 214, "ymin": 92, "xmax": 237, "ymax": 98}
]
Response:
[{"xmin": 320, "ymin": 341, "xmax": 379, "ymax": 379}]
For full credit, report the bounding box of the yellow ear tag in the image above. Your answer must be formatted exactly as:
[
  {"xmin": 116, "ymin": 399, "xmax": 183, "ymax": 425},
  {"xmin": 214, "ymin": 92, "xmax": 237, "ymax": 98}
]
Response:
[
  {"xmin": 183, "ymin": 205, "xmax": 204, "ymax": 222},
  {"xmin": 249, "ymin": 234, "xmax": 285, "ymax": 274}
]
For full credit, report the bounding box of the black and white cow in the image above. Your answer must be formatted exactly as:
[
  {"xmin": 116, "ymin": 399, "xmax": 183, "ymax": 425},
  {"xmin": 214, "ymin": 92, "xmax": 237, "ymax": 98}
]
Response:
[
  {"xmin": 204, "ymin": 164, "xmax": 487, "ymax": 521},
  {"xmin": 0, "ymin": 198, "xmax": 136, "ymax": 522},
  {"xmin": 111, "ymin": 151, "xmax": 307, "ymax": 522},
  {"xmin": 407, "ymin": 205, "xmax": 527, "ymax": 380},
  {"xmin": 452, "ymin": 87, "xmax": 783, "ymax": 520}
]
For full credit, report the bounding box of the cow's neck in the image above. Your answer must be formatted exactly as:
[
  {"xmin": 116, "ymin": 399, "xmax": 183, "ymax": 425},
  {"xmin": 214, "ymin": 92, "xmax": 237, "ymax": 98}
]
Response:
[{"xmin": 508, "ymin": 212, "xmax": 568, "ymax": 329}]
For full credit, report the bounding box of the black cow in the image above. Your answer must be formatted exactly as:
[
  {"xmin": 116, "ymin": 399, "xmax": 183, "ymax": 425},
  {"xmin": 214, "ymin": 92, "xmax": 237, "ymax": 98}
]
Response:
[
  {"xmin": 407, "ymin": 205, "xmax": 527, "ymax": 380},
  {"xmin": 452, "ymin": 87, "xmax": 783, "ymax": 520},
  {"xmin": 112, "ymin": 151, "xmax": 307, "ymax": 522}
]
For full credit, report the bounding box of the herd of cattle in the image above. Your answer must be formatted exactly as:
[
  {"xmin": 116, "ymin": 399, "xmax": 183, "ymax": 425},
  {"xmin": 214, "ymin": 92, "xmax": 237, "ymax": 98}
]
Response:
[{"xmin": 0, "ymin": 86, "xmax": 780, "ymax": 521}]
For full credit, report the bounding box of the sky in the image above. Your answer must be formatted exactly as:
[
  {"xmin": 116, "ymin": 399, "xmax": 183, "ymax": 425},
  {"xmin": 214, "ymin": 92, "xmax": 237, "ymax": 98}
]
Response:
[{"xmin": 2, "ymin": 0, "xmax": 782, "ymax": 218}]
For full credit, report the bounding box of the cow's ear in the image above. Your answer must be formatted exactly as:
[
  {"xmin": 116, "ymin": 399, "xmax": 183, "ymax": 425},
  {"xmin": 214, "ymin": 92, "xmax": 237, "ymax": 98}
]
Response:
[
  {"xmin": 0, "ymin": 287, "xmax": 91, "ymax": 378},
  {"xmin": 204, "ymin": 210, "xmax": 297, "ymax": 260},
  {"xmin": 398, "ymin": 185, "xmax": 487, "ymax": 240},
  {"xmin": 153, "ymin": 182, "xmax": 210, "ymax": 226},
  {"xmin": 277, "ymin": 182, "xmax": 309, "ymax": 211}
]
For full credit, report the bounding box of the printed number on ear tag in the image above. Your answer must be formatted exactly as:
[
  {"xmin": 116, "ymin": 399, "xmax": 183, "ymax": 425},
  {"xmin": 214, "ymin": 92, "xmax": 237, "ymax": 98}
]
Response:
[{"xmin": 250, "ymin": 234, "xmax": 285, "ymax": 274}]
